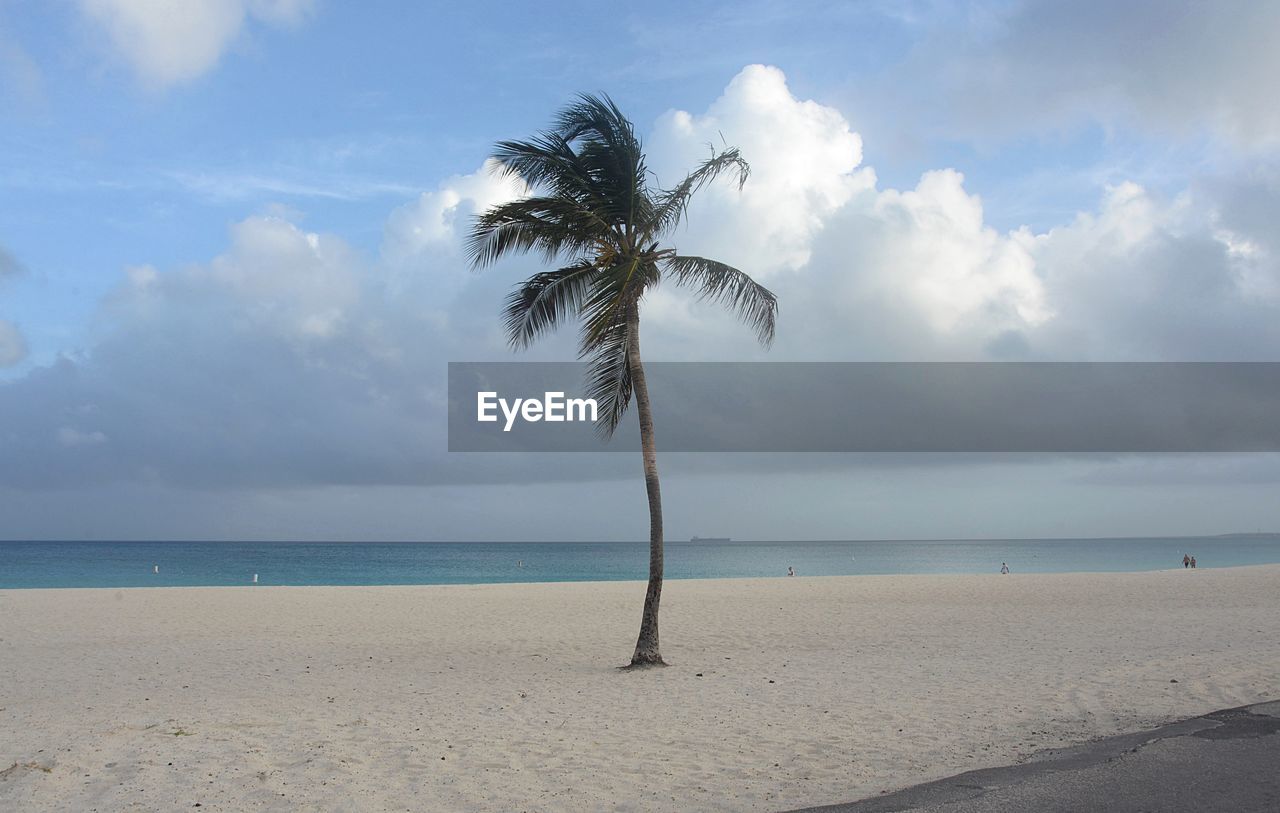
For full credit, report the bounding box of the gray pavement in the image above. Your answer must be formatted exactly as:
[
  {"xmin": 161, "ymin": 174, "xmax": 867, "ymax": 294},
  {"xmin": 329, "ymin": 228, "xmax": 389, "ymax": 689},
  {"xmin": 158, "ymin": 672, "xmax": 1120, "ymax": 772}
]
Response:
[{"xmin": 786, "ymin": 700, "xmax": 1280, "ymax": 813}]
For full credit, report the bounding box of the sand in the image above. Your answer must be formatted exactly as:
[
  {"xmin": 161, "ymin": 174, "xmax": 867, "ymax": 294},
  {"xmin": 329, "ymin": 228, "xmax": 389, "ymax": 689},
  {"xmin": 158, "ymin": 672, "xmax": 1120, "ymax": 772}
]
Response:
[{"xmin": 1, "ymin": 565, "xmax": 1277, "ymax": 811}]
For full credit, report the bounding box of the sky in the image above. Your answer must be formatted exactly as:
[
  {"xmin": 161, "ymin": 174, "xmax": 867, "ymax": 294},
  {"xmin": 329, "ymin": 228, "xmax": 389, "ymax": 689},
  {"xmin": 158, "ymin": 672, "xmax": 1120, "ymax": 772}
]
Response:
[{"xmin": 2, "ymin": 0, "xmax": 1279, "ymax": 541}]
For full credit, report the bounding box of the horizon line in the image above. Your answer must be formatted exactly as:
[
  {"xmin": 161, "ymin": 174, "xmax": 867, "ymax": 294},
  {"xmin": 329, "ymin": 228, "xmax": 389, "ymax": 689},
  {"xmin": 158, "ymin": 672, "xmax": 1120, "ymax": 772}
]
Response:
[{"xmin": 2, "ymin": 532, "xmax": 1276, "ymax": 545}]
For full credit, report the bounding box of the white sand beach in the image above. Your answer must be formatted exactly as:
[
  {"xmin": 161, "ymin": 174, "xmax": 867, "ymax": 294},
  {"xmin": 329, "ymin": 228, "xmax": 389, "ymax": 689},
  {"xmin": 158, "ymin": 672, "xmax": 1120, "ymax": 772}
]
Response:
[{"xmin": 2, "ymin": 565, "xmax": 1277, "ymax": 812}]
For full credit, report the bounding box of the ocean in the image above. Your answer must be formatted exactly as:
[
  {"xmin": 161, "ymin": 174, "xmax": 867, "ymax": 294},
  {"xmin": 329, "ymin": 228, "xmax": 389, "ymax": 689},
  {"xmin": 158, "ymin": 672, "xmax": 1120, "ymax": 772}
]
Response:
[{"xmin": 1, "ymin": 536, "xmax": 1278, "ymax": 589}]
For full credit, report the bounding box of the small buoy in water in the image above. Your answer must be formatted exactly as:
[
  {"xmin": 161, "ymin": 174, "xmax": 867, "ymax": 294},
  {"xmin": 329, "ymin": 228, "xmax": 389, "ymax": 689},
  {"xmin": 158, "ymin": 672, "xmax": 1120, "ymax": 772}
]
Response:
[
  {"xmin": 252, "ymin": 573, "xmax": 258, "ymax": 584},
  {"xmin": 153, "ymin": 565, "xmax": 159, "ymax": 574}
]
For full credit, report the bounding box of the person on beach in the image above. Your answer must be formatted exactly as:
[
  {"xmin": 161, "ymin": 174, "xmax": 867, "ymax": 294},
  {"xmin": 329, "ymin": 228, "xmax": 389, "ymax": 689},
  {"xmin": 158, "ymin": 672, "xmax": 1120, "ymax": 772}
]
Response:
[
  {"xmin": 1190, "ymin": 556, "xmax": 1197, "ymax": 568},
  {"xmin": 787, "ymin": 566, "xmax": 795, "ymax": 576},
  {"xmin": 1000, "ymin": 562, "xmax": 1010, "ymax": 574},
  {"xmin": 1183, "ymin": 554, "xmax": 1190, "ymax": 568}
]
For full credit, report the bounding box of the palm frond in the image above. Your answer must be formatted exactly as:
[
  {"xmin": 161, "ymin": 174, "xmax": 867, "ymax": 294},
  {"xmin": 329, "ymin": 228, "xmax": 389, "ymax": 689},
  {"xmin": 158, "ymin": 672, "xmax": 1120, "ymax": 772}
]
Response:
[
  {"xmin": 575, "ymin": 259, "xmax": 658, "ymax": 437},
  {"xmin": 467, "ymin": 197, "xmax": 606, "ymax": 269},
  {"xmin": 553, "ymin": 93, "xmax": 635, "ymax": 153},
  {"xmin": 490, "ymin": 133, "xmax": 574, "ymax": 188},
  {"xmin": 552, "ymin": 94, "xmax": 650, "ymax": 243},
  {"xmin": 581, "ymin": 313, "xmax": 632, "ymax": 438},
  {"xmin": 491, "ymin": 134, "xmax": 611, "ymax": 214},
  {"xmin": 502, "ymin": 260, "xmax": 596, "ymax": 349},
  {"xmin": 651, "ymin": 148, "xmax": 749, "ymax": 236},
  {"xmin": 664, "ymin": 255, "xmax": 777, "ymax": 346},
  {"xmin": 484, "ymin": 94, "xmax": 653, "ymax": 251},
  {"xmin": 580, "ymin": 257, "xmax": 660, "ymax": 348}
]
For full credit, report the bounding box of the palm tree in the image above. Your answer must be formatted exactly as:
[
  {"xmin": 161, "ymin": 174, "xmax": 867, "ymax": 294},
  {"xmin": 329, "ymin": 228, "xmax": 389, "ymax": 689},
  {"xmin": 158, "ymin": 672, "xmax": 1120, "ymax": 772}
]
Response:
[{"xmin": 468, "ymin": 94, "xmax": 777, "ymax": 667}]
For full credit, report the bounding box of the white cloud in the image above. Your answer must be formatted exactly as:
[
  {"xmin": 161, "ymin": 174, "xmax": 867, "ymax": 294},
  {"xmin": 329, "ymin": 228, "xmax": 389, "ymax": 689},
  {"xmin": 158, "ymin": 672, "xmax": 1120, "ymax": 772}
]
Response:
[
  {"xmin": 649, "ymin": 64, "xmax": 874, "ymax": 275},
  {"xmin": 863, "ymin": 169, "xmax": 1051, "ymax": 332},
  {"xmin": 890, "ymin": 0, "xmax": 1280, "ymax": 148},
  {"xmin": 641, "ymin": 65, "xmax": 1050, "ymax": 358},
  {"xmin": 383, "ymin": 63, "xmax": 1275, "ymax": 367},
  {"xmin": 169, "ymin": 170, "xmax": 420, "ymax": 203},
  {"xmin": 1025, "ymin": 181, "xmax": 1280, "ymax": 360},
  {"xmin": 382, "ymin": 160, "xmax": 529, "ymax": 266},
  {"xmin": 378, "ymin": 65, "xmax": 1051, "ymax": 360},
  {"xmin": 0, "ymin": 212, "xmax": 439, "ymax": 488},
  {"xmin": 204, "ymin": 216, "xmax": 364, "ymax": 342},
  {"xmin": 635, "ymin": 66, "xmax": 1279, "ymax": 366},
  {"xmin": 79, "ymin": 0, "xmax": 316, "ymax": 88}
]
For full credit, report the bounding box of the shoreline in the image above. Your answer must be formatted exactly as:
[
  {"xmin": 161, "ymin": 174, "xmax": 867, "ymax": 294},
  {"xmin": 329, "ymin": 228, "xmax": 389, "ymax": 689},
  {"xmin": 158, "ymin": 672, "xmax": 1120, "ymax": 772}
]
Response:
[
  {"xmin": 4, "ymin": 565, "xmax": 1278, "ymax": 811},
  {"xmin": 2, "ymin": 560, "xmax": 1274, "ymax": 591}
]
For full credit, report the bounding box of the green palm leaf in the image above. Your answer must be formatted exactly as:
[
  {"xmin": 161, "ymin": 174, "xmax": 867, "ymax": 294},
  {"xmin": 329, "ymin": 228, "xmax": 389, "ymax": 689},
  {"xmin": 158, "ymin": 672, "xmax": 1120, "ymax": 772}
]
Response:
[
  {"xmin": 502, "ymin": 260, "xmax": 596, "ymax": 349},
  {"xmin": 664, "ymin": 255, "xmax": 777, "ymax": 346}
]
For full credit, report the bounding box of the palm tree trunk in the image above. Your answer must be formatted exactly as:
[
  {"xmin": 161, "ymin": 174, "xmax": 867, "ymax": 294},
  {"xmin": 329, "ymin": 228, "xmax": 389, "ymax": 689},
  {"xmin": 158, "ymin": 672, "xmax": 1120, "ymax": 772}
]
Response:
[{"xmin": 627, "ymin": 301, "xmax": 665, "ymax": 666}]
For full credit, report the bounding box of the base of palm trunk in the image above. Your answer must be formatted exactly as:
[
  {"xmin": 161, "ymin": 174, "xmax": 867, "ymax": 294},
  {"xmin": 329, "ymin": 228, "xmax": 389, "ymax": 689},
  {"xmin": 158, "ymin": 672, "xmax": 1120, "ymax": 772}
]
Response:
[
  {"xmin": 624, "ymin": 652, "xmax": 667, "ymax": 668},
  {"xmin": 627, "ymin": 623, "xmax": 666, "ymax": 667},
  {"xmin": 629, "ymin": 590, "xmax": 665, "ymax": 667}
]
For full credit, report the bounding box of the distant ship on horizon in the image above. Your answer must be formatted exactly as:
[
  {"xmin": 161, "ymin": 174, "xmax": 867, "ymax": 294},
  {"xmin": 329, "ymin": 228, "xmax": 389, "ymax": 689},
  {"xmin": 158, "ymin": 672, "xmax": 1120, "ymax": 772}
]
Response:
[{"xmin": 689, "ymin": 536, "xmax": 731, "ymax": 542}]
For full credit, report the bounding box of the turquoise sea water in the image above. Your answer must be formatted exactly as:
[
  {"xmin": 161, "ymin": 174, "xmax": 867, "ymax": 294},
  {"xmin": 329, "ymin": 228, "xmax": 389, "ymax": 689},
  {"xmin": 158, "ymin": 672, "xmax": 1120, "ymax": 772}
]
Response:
[{"xmin": 1, "ymin": 537, "xmax": 1279, "ymax": 588}]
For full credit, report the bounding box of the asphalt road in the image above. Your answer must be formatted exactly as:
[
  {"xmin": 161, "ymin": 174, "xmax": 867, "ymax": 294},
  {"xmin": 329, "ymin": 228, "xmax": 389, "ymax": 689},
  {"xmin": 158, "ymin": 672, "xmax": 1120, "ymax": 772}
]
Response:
[{"xmin": 786, "ymin": 700, "xmax": 1280, "ymax": 813}]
